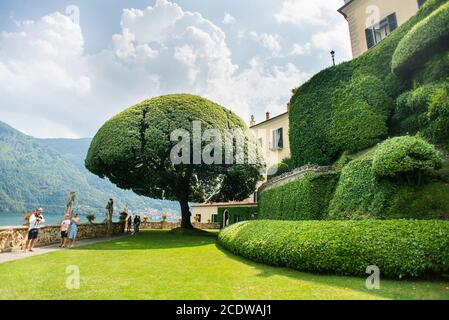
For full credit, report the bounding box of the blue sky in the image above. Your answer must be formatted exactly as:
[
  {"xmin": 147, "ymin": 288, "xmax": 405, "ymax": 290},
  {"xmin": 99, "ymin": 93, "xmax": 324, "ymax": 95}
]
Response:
[{"xmin": 0, "ymin": 0, "xmax": 351, "ymax": 138}]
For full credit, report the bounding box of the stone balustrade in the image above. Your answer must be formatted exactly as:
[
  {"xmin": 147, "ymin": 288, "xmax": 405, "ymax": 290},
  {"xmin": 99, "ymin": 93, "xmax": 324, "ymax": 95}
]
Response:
[
  {"xmin": 0, "ymin": 220, "xmax": 220, "ymax": 253},
  {"xmin": 0, "ymin": 222, "xmax": 123, "ymax": 253},
  {"xmin": 259, "ymin": 164, "xmax": 334, "ymax": 194}
]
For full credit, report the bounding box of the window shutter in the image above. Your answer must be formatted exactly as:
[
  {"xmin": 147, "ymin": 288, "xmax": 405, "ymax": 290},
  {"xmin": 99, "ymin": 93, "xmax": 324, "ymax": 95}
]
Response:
[
  {"xmin": 278, "ymin": 128, "xmax": 284, "ymax": 148},
  {"xmin": 272, "ymin": 130, "xmax": 276, "ymax": 150},
  {"xmin": 387, "ymin": 13, "xmax": 398, "ymax": 32},
  {"xmin": 365, "ymin": 28, "xmax": 375, "ymax": 49}
]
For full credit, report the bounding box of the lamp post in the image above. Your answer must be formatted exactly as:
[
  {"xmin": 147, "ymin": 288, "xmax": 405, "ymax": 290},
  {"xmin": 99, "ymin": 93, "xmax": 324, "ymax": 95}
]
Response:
[{"xmin": 330, "ymin": 50, "xmax": 336, "ymax": 66}]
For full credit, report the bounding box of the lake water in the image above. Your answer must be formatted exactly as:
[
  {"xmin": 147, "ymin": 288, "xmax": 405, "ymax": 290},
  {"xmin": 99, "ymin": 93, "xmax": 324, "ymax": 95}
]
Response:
[{"xmin": 0, "ymin": 213, "xmax": 116, "ymax": 227}]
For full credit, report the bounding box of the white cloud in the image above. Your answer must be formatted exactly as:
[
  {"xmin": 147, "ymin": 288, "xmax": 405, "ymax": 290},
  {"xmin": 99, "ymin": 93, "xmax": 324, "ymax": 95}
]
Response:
[
  {"xmin": 275, "ymin": 0, "xmax": 351, "ymax": 58},
  {"xmin": 290, "ymin": 42, "xmax": 312, "ymax": 56},
  {"xmin": 223, "ymin": 13, "xmax": 236, "ymax": 25},
  {"xmin": 0, "ymin": 0, "xmax": 308, "ymax": 138},
  {"xmin": 250, "ymin": 32, "xmax": 282, "ymax": 56},
  {"xmin": 275, "ymin": 0, "xmax": 342, "ymax": 26}
]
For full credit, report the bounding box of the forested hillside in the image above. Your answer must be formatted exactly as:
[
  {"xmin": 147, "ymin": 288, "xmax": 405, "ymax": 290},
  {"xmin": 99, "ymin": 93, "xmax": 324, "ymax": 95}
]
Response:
[{"xmin": 0, "ymin": 121, "xmax": 179, "ymax": 215}]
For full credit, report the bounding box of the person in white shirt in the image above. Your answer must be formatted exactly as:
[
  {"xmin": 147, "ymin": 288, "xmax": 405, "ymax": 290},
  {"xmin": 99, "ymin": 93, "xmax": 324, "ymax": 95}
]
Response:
[
  {"xmin": 24, "ymin": 208, "xmax": 45, "ymax": 252},
  {"xmin": 59, "ymin": 214, "xmax": 71, "ymax": 248}
]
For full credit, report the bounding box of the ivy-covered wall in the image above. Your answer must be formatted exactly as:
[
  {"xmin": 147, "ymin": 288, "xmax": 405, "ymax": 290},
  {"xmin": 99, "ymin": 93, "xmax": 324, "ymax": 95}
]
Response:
[{"xmin": 258, "ymin": 172, "xmax": 339, "ymax": 220}]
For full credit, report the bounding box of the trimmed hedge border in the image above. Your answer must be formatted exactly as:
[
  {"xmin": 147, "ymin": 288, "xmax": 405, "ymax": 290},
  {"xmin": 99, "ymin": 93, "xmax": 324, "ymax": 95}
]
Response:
[
  {"xmin": 218, "ymin": 220, "xmax": 449, "ymax": 278},
  {"xmin": 392, "ymin": 1, "xmax": 449, "ymax": 78}
]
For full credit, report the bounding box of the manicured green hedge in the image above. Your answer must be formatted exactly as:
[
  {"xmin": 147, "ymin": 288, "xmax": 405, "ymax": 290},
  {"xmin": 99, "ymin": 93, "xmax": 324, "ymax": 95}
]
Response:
[
  {"xmin": 328, "ymin": 156, "xmax": 395, "ymax": 220},
  {"xmin": 267, "ymin": 158, "xmax": 293, "ymax": 181},
  {"xmin": 372, "ymin": 136, "xmax": 442, "ymax": 178},
  {"xmin": 328, "ymin": 149, "xmax": 449, "ymax": 220},
  {"xmin": 218, "ymin": 220, "xmax": 449, "ymax": 278},
  {"xmin": 258, "ymin": 172, "xmax": 338, "ymax": 220},
  {"xmin": 217, "ymin": 205, "xmax": 258, "ymax": 228},
  {"xmin": 289, "ymin": 0, "xmax": 447, "ymax": 167},
  {"xmin": 392, "ymin": 1, "xmax": 449, "ymax": 78},
  {"xmin": 330, "ymin": 75, "xmax": 391, "ymax": 153}
]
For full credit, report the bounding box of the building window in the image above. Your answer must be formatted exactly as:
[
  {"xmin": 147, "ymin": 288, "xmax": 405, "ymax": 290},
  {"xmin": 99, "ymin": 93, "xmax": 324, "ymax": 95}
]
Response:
[
  {"xmin": 211, "ymin": 214, "xmax": 218, "ymax": 223},
  {"xmin": 258, "ymin": 137, "xmax": 263, "ymax": 148},
  {"xmin": 195, "ymin": 214, "xmax": 201, "ymax": 223},
  {"xmin": 271, "ymin": 127, "xmax": 284, "ymax": 150},
  {"xmin": 365, "ymin": 13, "xmax": 397, "ymax": 49}
]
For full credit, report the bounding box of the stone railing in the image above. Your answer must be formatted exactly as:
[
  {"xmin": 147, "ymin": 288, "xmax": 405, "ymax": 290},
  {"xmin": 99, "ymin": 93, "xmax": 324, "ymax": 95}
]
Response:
[
  {"xmin": 0, "ymin": 222, "xmax": 123, "ymax": 253},
  {"xmin": 0, "ymin": 220, "xmax": 221, "ymax": 253},
  {"xmin": 259, "ymin": 164, "xmax": 334, "ymax": 194},
  {"xmin": 139, "ymin": 221, "xmax": 220, "ymax": 230}
]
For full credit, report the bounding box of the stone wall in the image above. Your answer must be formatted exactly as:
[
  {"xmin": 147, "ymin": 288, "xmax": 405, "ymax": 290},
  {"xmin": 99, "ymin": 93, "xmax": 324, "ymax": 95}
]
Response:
[
  {"xmin": 0, "ymin": 222, "xmax": 123, "ymax": 253},
  {"xmin": 0, "ymin": 220, "xmax": 220, "ymax": 253},
  {"xmin": 139, "ymin": 221, "xmax": 220, "ymax": 230}
]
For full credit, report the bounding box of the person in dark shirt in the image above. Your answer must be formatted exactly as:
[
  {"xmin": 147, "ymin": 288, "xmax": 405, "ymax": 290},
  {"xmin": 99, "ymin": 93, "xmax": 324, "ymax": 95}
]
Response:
[{"xmin": 133, "ymin": 215, "xmax": 141, "ymax": 234}]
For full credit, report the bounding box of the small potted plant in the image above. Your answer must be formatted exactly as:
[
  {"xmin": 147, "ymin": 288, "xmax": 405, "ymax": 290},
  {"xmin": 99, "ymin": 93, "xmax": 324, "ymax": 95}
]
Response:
[{"xmin": 86, "ymin": 214, "xmax": 96, "ymax": 223}]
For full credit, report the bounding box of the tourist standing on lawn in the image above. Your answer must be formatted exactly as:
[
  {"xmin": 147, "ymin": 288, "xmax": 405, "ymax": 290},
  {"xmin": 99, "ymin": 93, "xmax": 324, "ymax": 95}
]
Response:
[
  {"xmin": 59, "ymin": 214, "xmax": 71, "ymax": 248},
  {"xmin": 133, "ymin": 215, "xmax": 141, "ymax": 234},
  {"xmin": 68, "ymin": 213, "xmax": 81, "ymax": 248},
  {"xmin": 24, "ymin": 208, "xmax": 45, "ymax": 252},
  {"xmin": 127, "ymin": 214, "xmax": 133, "ymax": 233}
]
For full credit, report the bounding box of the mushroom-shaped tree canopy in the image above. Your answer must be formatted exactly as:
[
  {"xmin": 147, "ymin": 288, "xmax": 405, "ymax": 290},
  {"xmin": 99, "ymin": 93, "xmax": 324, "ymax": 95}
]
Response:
[{"xmin": 85, "ymin": 94, "xmax": 263, "ymax": 228}]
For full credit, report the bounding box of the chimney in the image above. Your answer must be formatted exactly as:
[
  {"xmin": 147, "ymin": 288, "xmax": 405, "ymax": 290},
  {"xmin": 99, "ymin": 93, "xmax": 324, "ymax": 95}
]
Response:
[
  {"xmin": 265, "ymin": 112, "xmax": 270, "ymax": 121},
  {"xmin": 250, "ymin": 115, "xmax": 255, "ymax": 127}
]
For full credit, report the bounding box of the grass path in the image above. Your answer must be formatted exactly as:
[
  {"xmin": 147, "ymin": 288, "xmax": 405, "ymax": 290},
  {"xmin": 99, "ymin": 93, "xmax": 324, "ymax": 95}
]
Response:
[{"xmin": 0, "ymin": 230, "xmax": 448, "ymax": 300}]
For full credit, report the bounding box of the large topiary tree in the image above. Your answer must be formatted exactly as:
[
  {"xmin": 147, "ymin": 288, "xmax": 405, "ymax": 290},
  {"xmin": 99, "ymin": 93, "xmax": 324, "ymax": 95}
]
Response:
[{"xmin": 85, "ymin": 94, "xmax": 263, "ymax": 228}]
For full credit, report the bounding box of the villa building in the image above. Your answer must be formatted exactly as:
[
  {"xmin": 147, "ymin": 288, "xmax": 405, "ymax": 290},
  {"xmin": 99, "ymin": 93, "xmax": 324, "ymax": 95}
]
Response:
[
  {"xmin": 338, "ymin": 0, "xmax": 427, "ymax": 58},
  {"xmin": 191, "ymin": 107, "xmax": 291, "ymax": 226}
]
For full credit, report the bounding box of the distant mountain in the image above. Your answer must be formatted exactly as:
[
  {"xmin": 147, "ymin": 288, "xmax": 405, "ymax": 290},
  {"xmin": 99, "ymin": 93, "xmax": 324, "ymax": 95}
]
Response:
[{"xmin": 0, "ymin": 121, "xmax": 179, "ymax": 217}]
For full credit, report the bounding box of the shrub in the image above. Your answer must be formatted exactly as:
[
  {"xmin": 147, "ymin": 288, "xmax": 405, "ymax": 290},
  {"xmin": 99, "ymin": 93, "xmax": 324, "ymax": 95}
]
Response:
[
  {"xmin": 328, "ymin": 156, "xmax": 395, "ymax": 220},
  {"xmin": 392, "ymin": 81, "xmax": 449, "ymax": 146},
  {"xmin": 267, "ymin": 158, "xmax": 292, "ymax": 180},
  {"xmin": 392, "ymin": 1, "xmax": 449, "ymax": 78},
  {"xmin": 329, "ymin": 147, "xmax": 448, "ymax": 220},
  {"xmin": 258, "ymin": 172, "xmax": 338, "ymax": 220},
  {"xmin": 413, "ymin": 51, "xmax": 449, "ymax": 86},
  {"xmin": 372, "ymin": 136, "xmax": 442, "ymax": 179},
  {"xmin": 330, "ymin": 75, "xmax": 391, "ymax": 153},
  {"xmin": 388, "ymin": 182, "xmax": 449, "ymax": 220},
  {"xmin": 218, "ymin": 220, "xmax": 449, "ymax": 278}
]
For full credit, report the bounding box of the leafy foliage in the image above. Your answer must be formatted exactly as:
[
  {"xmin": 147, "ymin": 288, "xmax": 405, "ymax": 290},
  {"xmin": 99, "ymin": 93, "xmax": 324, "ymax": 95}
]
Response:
[
  {"xmin": 330, "ymin": 75, "xmax": 391, "ymax": 153},
  {"xmin": 218, "ymin": 220, "xmax": 449, "ymax": 278},
  {"xmin": 267, "ymin": 158, "xmax": 293, "ymax": 180},
  {"xmin": 85, "ymin": 94, "xmax": 262, "ymax": 227},
  {"xmin": 328, "ymin": 146, "xmax": 449, "ymax": 220},
  {"xmin": 372, "ymin": 136, "xmax": 442, "ymax": 178},
  {"xmin": 393, "ymin": 81, "xmax": 449, "ymax": 147},
  {"xmin": 258, "ymin": 172, "xmax": 339, "ymax": 220},
  {"xmin": 392, "ymin": 1, "xmax": 449, "ymax": 78}
]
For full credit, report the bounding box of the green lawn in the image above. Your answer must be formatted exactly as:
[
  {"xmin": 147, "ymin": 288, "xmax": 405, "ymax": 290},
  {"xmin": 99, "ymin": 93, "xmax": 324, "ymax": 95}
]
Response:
[{"xmin": 1, "ymin": 230, "xmax": 448, "ymax": 300}]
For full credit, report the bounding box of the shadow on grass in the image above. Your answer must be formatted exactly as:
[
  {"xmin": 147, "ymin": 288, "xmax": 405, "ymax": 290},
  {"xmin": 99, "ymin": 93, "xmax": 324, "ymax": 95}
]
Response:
[
  {"xmin": 214, "ymin": 243, "xmax": 449, "ymax": 300},
  {"xmin": 74, "ymin": 229, "xmax": 217, "ymax": 251}
]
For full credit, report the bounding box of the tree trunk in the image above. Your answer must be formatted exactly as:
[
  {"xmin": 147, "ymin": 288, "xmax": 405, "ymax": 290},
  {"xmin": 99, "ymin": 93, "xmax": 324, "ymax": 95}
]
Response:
[{"xmin": 179, "ymin": 195, "xmax": 193, "ymax": 229}]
